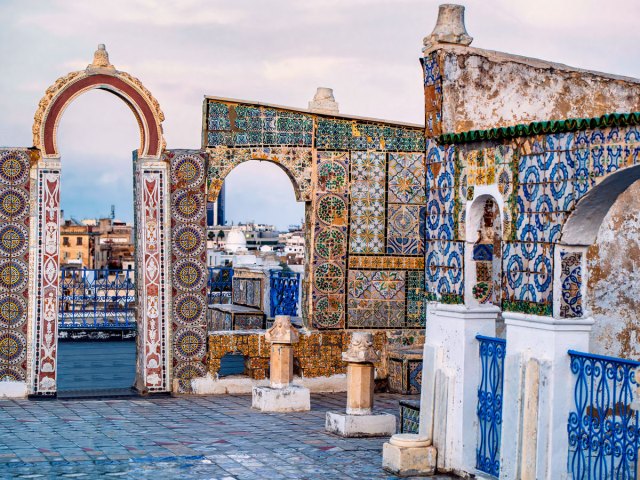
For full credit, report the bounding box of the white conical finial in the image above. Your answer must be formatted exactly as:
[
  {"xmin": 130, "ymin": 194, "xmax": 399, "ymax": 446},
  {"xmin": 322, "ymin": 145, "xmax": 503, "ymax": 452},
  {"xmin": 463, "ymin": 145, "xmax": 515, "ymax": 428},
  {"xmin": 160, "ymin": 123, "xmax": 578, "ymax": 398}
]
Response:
[
  {"xmin": 308, "ymin": 87, "xmax": 339, "ymax": 115},
  {"xmin": 87, "ymin": 44, "xmax": 115, "ymax": 71},
  {"xmin": 423, "ymin": 4, "xmax": 473, "ymax": 53}
]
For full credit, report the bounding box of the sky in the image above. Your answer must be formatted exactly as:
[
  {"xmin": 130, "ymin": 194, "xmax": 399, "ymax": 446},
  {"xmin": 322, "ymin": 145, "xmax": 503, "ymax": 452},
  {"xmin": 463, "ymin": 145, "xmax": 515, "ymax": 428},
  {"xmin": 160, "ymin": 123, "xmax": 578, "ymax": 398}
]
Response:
[{"xmin": 1, "ymin": 0, "xmax": 639, "ymax": 229}]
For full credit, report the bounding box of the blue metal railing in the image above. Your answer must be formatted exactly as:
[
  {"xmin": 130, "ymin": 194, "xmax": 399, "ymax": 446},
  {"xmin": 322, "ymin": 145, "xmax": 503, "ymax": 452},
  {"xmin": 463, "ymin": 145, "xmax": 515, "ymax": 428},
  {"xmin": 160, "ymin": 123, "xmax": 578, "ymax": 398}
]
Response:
[
  {"xmin": 567, "ymin": 350, "xmax": 640, "ymax": 480},
  {"xmin": 476, "ymin": 334, "xmax": 506, "ymax": 478},
  {"xmin": 269, "ymin": 270, "xmax": 300, "ymax": 317},
  {"xmin": 59, "ymin": 268, "xmax": 136, "ymax": 329},
  {"xmin": 208, "ymin": 266, "xmax": 233, "ymax": 304}
]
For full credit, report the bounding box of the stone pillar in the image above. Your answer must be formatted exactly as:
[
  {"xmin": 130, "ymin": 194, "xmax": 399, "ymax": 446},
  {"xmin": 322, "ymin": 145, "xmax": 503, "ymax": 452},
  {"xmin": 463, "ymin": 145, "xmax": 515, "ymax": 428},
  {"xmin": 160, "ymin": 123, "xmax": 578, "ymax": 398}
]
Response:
[
  {"xmin": 308, "ymin": 87, "xmax": 339, "ymax": 115},
  {"xmin": 252, "ymin": 315, "xmax": 310, "ymax": 412},
  {"xmin": 325, "ymin": 333, "xmax": 396, "ymax": 437},
  {"xmin": 419, "ymin": 303, "xmax": 500, "ymax": 474},
  {"xmin": 499, "ymin": 312, "xmax": 593, "ymax": 480}
]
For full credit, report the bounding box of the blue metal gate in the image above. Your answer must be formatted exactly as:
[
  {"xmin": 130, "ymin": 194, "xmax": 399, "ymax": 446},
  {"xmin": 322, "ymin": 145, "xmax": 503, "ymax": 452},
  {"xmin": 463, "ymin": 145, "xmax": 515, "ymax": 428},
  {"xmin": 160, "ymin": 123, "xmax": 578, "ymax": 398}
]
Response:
[
  {"xmin": 59, "ymin": 268, "xmax": 135, "ymax": 329},
  {"xmin": 568, "ymin": 350, "xmax": 640, "ymax": 480},
  {"xmin": 269, "ymin": 270, "xmax": 300, "ymax": 317},
  {"xmin": 476, "ymin": 334, "xmax": 506, "ymax": 477}
]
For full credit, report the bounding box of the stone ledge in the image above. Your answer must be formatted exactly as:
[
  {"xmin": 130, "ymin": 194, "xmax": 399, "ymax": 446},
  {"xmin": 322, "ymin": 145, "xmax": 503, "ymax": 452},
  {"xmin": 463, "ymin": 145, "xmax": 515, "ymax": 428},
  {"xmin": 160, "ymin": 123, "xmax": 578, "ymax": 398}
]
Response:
[
  {"xmin": 251, "ymin": 385, "xmax": 310, "ymax": 412},
  {"xmin": 325, "ymin": 411, "xmax": 396, "ymax": 438}
]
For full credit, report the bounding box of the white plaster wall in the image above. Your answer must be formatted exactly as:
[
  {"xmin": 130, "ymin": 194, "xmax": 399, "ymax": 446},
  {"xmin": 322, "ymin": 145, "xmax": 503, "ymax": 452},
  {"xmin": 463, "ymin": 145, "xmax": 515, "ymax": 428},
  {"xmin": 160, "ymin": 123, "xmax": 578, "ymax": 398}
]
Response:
[
  {"xmin": 438, "ymin": 46, "xmax": 640, "ymax": 134},
  {"xmin": 587, "ymin": 181, "xmax": 640, "ymax": 359}
]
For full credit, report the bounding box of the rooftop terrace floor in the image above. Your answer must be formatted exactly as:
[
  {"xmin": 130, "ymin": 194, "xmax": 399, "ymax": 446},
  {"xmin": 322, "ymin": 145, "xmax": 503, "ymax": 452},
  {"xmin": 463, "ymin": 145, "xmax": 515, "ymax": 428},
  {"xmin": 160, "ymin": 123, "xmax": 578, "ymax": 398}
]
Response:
[{"xmin": 0, "ymin": 392, "xmax": 455, "ymax": 479}]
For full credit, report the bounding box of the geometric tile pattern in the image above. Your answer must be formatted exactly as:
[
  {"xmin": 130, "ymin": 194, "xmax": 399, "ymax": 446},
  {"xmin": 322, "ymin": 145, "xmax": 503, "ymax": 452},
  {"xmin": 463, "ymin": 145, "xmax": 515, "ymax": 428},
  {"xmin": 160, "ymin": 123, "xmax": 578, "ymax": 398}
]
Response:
[
  {"xmin": 206, "ymin": 101, "xmax": 314, "ymax": 148},
  {"xmin": 560, "ymin": 251, "xmax": 583, "ymax": 318},
  {"xmin": 347, "ymin": 270, "xmax": 406, "ymax": 328},
  {"xmin": 168, "ymin": 150, "xmax": 209, "ymax": 393},
  {"xmin": 350, "ymin": 151, "xmax": 386, "ymax": 254},
  {"xmin": 406, "ymin": 271, "xmax": 427, "ymax": 327},
  {"xmin": 0, "ymin": 149, "xmax": 32, "ymax": 386}
]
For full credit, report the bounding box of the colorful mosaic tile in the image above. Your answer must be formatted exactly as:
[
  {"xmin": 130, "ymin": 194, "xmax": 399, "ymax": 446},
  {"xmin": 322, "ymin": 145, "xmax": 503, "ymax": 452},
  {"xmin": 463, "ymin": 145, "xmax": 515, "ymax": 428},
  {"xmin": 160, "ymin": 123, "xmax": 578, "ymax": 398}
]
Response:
[
  {"xmin": 0, "ymin": 150, "xmax": 31, "ymax": 384},
  {"xmin": 388, "ymin": 153, "xmax": 426, "ymax": 204},
  {"xmin": 168, "ymin": 150, "xmax": 208, "ymax": 393},
  {"xmin": 349, "ymin": 151, "xmax": 386, "ymax": 254},
  {"xmin": 386, "ymin": 204, "xmax": 425, "ymax": 255},
  {"xmin": 347, "ymin": 270, "xmax": 406, "ymax": 328}
]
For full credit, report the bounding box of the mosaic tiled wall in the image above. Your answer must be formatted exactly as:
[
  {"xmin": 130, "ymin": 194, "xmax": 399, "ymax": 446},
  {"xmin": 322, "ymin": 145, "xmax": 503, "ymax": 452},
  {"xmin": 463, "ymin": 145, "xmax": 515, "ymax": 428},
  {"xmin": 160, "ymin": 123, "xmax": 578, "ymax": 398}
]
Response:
[
  {"xmin": 0, "ymin": 150, "xmax": 32, "ymax": 384},
  {"xmin": 422, "ymin": 52, "xmax": 442, "ymax": 137},
  {"xmin": 431, "ymin": 123, "xmax": 640, "ymax": 317},
  {"xmin": 168, "ymin": 150, "xmax": 209, "ymax": 393},
  {"xmin": 205, "ymin": 99, "xmax": 428, "ymax": 331}
]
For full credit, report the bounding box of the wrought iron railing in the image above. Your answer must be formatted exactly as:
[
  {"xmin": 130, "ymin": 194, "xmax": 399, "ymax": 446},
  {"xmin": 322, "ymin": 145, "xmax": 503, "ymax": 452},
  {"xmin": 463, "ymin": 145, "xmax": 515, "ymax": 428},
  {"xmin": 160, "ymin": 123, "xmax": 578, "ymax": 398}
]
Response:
[
  {"xmin": 568, "ymin": 350, "xmax": 640, "ymax": 480},
  {"xmin": 269, "ymin": 270, "xmax": 300, "ymax": 317},
  {"xmin": 476, "ymin": 334, "xmax": 506, "ymax": 478},
  {"xmin": 59, "ymin": 268, "xmax": 136, "ymax": 329},
  {"xmin": 208, "ymin": 266, "xmax": 233, "ymax": 304}
]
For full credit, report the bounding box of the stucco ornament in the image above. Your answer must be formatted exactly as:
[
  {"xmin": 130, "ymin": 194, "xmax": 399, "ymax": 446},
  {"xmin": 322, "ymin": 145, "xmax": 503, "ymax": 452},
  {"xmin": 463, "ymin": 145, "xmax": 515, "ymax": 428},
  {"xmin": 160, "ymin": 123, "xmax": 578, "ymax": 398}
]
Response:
[
  {"xmin": 87, "ymin": 44, "xmax": 115, "ymax": 71},
  {"xmin": 423, "ymin": 4, "xmax": 473, "ymax": 52},
  {"xmin": 265, "ymin": 315, "xmax": 300, "ymax": 344},
  {"xmin": 342, "ymin": 332, "xmax": 379, "ymax": 363}
]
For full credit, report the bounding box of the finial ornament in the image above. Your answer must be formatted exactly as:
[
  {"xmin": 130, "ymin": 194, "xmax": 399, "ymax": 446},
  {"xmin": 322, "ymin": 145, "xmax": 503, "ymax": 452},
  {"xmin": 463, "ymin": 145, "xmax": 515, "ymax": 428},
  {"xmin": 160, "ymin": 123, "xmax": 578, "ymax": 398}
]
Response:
[
  {"xmin": 342, "ymin": 332, "xmax": 379, "ymax": 363},
  {"xmin": 423, "ymin": 4, "xmax": 473, "ymax": 53},
  {"xmin": 308, "ymin": 87, "xmax": 339, "ymax": 115},
  {"xmin": 88, "ymin": 44, "xmax": 115, "ymax": 71},
  {"xmin": 265, "ymin": 315, "xmax": 299, "ymax": 344}
]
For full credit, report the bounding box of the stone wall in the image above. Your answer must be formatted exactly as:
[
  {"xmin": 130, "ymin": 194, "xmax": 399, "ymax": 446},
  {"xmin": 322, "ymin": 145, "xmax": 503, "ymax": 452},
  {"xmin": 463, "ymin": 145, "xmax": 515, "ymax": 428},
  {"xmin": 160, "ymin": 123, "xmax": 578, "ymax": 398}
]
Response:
[
  {"xmin": 587, "ymin": 180, "xmax": 640, "ymax": 359},
  {"xmin": 208, "ymin": 329, "xmax": 424, "ymax": 380}
]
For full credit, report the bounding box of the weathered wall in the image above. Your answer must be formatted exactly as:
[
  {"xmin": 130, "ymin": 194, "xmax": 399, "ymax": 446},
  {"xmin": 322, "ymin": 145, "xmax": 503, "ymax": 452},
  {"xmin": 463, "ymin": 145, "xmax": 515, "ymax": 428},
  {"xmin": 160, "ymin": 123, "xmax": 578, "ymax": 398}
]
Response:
[
  {"xmin": 434, "ymin": 45, "xmax": 640, "ymax": 134},
  {"xmin": 208, "ymin": 329, "xmax": 424, "ymax": 380},
  {"xmin": 587, "ymin": 180, "xmax": 640, "ymax": 359}
]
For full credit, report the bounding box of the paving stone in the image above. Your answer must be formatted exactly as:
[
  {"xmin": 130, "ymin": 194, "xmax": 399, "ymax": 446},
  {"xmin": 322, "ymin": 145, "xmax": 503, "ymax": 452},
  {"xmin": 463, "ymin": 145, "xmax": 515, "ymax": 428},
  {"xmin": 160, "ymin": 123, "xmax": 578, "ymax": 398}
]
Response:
[{"xmin": 0, "ymin": 393, "xmax": 456, "ymax": 478}]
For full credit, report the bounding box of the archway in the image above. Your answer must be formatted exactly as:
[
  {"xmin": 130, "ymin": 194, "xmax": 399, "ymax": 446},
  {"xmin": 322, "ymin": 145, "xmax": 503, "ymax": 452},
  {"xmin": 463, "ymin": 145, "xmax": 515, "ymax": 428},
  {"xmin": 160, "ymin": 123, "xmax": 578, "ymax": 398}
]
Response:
[
  {"xmin": 28, "ymin": 45, "xmax": 168, "ymax": 396},
  {"xmin": 558, "ymin": 166, "xmax": 640, "ymax": 359},
  {"xmin": 208, "ymin": 160, "xmax": 307, "ymax": 327}
]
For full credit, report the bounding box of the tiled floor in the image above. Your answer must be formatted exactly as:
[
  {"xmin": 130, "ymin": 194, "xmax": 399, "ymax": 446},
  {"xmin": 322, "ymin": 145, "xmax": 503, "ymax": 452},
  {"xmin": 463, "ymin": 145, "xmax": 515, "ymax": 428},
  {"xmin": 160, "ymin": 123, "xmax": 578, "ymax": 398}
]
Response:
[{"xmin": 0, "ymin": 392, "xmax": 455, "ymax": 479}]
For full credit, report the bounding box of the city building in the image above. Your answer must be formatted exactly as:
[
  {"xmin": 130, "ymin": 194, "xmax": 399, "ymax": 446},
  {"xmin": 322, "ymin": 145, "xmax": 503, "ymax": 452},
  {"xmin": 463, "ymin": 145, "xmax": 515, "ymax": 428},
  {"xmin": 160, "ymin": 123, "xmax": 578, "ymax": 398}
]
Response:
[
  {"xmin": 93, "ymin": 218, "xmax": 135, "ymax": 270},
  {"xmin": 60, "ymin": 218, "xmax": 94, "ymax": 268}
]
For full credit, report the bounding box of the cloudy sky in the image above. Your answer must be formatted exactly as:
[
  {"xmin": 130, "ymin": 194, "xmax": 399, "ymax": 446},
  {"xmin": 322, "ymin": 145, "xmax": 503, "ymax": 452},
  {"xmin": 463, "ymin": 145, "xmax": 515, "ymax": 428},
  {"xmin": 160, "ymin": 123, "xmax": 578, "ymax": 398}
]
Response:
[{"xmin": 1, "ymin": 0, "xmax": 639, "ymax": 228}]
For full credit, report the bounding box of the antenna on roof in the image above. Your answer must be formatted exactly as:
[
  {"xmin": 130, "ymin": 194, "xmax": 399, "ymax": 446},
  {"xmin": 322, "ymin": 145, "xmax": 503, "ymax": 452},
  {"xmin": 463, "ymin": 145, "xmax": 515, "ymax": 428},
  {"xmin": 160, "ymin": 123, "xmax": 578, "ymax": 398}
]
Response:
[{"xmin": 110, "ymin": 205, "xmax": 115, "ymax": 220}]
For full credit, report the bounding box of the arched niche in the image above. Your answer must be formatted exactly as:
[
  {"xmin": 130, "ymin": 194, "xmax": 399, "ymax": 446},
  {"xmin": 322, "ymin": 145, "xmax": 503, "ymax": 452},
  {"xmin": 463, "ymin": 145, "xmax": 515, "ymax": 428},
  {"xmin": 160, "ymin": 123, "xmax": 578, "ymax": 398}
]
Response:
[{"xmin": 465, "ymin": 193, "xmax": 503, "ymax": 308}]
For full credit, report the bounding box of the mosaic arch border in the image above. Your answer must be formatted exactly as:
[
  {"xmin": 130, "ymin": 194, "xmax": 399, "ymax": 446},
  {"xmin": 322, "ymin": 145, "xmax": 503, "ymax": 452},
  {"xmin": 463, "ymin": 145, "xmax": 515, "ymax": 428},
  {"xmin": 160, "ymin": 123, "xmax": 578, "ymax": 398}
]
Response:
[{"xmin": 27, "ymin": 62, "xmax": 172, "ymax": 395}]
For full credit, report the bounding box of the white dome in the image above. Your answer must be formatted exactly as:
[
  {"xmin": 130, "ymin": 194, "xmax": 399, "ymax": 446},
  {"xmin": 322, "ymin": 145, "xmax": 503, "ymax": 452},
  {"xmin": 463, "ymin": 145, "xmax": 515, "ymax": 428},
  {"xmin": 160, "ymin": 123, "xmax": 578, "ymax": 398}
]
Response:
[{"xmin": 225, "ymin": 228, "xmax": 247, "ymax": 253}]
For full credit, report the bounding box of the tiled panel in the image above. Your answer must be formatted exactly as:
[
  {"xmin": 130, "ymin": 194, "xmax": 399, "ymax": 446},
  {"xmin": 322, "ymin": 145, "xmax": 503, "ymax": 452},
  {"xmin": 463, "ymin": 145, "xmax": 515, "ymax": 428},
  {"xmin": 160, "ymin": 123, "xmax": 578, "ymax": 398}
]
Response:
[
  {"xmin": 312, "ymin": 151, "xmax": 349, "ymax": 329},
  {"xmin": 206, "ymin": 101, "xmax": 314, "ymax": 147},
  {"xmin": 315, "ymin": 119, "xmax": 424, "ymax": 152},
  {"xmin": 168, "ymin": 150, "xmax": 209, "ymax": 393},
  {"xmin": 347, "ymin": 270, "xmax": 406, "ymax": 328},
  {"xmin": 349, "ymin": 151, "xmax": 386, "ymax": 254},
  {"xmin": 422, "ymin": 52, "xmax": 442, "ymax": 137},
  {"xmin": 0, "ymin": 149, "xmax": 31, "ymax": 385},
  {"xmin": 388, "ymin": 153, "xmax": 426, "ymax": 204}
]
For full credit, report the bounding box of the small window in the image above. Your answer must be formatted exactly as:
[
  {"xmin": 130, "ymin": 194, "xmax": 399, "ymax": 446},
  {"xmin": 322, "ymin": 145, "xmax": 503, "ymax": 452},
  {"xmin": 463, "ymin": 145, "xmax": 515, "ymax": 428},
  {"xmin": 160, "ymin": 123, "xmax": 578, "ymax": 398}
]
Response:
[
  {"xmin": 63, "ymin": 237, "xmax": 70, "ymax": 246},
  {"xmin": 76, "ymin": 237, "xmax": 83, "ymax": 246}
]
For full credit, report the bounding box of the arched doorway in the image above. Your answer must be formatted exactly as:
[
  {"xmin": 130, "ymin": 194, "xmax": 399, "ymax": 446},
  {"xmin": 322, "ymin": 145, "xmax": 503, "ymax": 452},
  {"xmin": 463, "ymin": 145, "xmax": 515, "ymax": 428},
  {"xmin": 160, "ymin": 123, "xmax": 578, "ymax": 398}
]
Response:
[{"xmin": 28, "ymin": 45, "xmax": 169, "ymax": 396}]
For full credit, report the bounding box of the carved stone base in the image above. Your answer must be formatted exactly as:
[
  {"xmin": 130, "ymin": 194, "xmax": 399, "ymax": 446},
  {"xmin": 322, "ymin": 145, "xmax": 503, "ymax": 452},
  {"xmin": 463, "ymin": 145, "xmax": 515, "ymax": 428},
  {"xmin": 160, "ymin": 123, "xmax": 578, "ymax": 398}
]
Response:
[
  {"xmin": 251, "ymin": 385, "xmax": 310, "ymax": 412},
  {"xmin": 325, "ymin": 411, "xmax": 396, "ymax": 437}
]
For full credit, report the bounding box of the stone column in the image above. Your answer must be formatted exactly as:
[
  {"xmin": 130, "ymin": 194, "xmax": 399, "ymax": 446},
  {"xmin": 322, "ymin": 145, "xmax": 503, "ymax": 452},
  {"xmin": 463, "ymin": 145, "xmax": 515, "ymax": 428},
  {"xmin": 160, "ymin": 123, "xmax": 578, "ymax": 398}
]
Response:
[
  {"xmin": 499, "ymin": 312, "xmax": 593, "ymax": 480},
  {"xmin": 325, "ymin": 333, "xmax": 396, "ymax": 437},
  {"xmin": 252, "ymin": 315, "xmax": 310, "ymax": 412}
]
